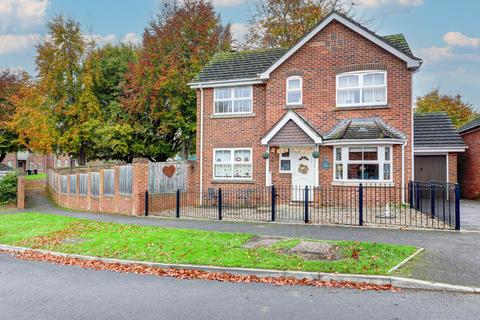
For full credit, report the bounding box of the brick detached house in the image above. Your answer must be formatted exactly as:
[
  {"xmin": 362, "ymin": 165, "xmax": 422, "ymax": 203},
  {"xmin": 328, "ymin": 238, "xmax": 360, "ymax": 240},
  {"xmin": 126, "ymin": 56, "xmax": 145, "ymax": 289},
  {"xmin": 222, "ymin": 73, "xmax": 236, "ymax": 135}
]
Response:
[
  {"xmin": 458, "ymin": 117, "xmax": 480, "ymax": 199},
  {"xmin": 189, "ymin": 11, "xmax": 465, "ymax": 202}
]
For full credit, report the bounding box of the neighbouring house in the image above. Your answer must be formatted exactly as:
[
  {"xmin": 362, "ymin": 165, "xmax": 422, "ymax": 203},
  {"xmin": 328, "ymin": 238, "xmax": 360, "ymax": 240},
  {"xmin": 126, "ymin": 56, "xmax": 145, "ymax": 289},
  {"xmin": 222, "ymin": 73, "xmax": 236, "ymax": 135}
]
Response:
[
  {"xmin": 458, "ymin": 117, "xmax": 480, "ymax": 199},
  {"xmin": 0, "ymin": 163, "xmax": 14, "ymax": 179},
  {"xmin": 189, "ymin": 11, "xmax": 465, "ymax": 201},
  {"xmin": 1, "ymin": 152, "xmax": 76, "ymax": 174}
]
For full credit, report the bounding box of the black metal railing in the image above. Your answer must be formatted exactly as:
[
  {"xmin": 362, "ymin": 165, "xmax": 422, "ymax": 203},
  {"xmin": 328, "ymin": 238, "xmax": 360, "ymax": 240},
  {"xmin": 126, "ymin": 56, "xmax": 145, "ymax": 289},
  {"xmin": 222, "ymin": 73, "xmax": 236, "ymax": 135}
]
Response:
[{"xmin": 146, "ymin": 182, "xmax": 461, "ymax": 230}]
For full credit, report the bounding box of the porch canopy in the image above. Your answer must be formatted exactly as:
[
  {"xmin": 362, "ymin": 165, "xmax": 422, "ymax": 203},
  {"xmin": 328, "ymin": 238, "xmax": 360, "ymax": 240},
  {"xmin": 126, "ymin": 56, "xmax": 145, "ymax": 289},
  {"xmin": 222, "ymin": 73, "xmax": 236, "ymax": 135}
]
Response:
[{"xmin": 261, "ymin": 110, "xmax": 323, "ymax": 146}]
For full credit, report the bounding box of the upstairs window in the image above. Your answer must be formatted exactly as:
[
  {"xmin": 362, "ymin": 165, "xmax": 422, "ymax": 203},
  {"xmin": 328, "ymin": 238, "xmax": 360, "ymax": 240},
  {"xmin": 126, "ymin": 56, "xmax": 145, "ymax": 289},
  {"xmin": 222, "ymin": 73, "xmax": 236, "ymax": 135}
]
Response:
[
  {"xmin": 214, "ymin": 86, "xmax": 252, "ymax": 114},
  {"xmin": 286, "ymin": 76, "xmax": 302, "ymax": 105},
  {"xmin": 336, "ymin": 71, "xmax": 387, "ymax": 107}
]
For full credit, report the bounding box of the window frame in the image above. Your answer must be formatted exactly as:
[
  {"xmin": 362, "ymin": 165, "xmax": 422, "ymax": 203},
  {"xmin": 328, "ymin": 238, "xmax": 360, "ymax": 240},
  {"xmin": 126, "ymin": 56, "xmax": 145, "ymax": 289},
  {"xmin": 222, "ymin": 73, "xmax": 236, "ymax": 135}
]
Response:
[
  {"xmin": 333, "ymin": 145, "xmax": 393, "ymax": 183},
  {"xmin": 213, "ymin": 86, "xmax": 253, "ymax": 115},
  {"xmin": 286, "ymin": 76, "xmax": 303, "ymax": 106},
  {"xmin": 213, "ymin": 148, "xmax": 253, "ymax": 180},
  {"xmin": 279, "ymin": 148, "xmax": 292, "ymax": 173},
  {"xmin": 336, "ymin": 70, "xmax": 387, "ymax": 108}
]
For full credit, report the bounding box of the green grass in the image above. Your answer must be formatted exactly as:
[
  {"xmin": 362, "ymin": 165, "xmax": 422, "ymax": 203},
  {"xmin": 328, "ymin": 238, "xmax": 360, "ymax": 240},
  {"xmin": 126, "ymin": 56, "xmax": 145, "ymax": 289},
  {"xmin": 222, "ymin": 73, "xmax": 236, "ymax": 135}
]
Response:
[
  {"xmin": 0, "ymin": 213, "xmax": 417, "ymax": 275},
  {"xmin": 25, "ymin": 173, "xmax": 47, "ymax": 181}
]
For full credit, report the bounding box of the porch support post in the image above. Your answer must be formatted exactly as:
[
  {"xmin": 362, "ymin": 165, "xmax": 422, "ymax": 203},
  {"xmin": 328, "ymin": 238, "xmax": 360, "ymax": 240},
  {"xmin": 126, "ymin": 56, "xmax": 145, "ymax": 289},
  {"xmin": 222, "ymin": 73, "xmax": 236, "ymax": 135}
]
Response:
[
  {"xmin": 314, "ymin": 144, "xmax": 319, "ymax": 187},
  {"xmin": 265, "ymin": 145, "xmax": 271, "ymax": 186}
]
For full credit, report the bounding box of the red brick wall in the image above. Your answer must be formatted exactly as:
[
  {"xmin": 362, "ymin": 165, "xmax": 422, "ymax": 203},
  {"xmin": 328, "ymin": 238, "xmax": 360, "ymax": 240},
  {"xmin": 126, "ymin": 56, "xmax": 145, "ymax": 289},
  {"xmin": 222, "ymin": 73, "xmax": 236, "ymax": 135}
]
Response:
[
  {"xmin": 459, "ymin": 129, "xmax": 480, "ymax": 199},
  {"xmin": 196, "ymin": 20, "xmax": 413, "ymax": 192}
]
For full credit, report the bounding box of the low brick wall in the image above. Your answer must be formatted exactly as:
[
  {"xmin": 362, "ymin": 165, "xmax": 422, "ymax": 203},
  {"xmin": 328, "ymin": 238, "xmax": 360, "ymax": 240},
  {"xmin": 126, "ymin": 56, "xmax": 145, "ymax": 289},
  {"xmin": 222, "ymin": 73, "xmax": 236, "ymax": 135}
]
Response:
[{"xmin": 47, "ymin": 159, "xmax": 149, "ymax": 216}]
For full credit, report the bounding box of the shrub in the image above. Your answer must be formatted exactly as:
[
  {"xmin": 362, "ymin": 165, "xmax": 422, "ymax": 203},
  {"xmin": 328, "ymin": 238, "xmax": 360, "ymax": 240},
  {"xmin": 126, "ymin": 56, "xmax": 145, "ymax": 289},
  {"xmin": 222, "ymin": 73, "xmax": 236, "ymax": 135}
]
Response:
[{"xmin": 0, "ymin": 173, "xmax": 18, "ymax": 204}]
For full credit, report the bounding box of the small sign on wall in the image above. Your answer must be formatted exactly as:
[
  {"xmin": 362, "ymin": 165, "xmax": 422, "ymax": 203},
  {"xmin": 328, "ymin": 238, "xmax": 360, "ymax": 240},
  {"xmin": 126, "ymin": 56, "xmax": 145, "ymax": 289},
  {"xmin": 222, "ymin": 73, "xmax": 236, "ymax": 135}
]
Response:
[{"xmin": 322, "ymin": 156, "xmax": 331, "ymax": 169}]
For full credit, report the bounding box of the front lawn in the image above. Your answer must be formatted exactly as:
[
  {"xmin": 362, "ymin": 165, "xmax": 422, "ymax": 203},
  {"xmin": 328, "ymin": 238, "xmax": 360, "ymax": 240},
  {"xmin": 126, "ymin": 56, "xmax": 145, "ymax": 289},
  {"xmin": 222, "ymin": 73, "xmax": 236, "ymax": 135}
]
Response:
[
  {"xmin": 0, "ymin": 213, "xmax": 417, "ymax": 275},
  {"xmin": 25, "ymin": 173, "xmax": 47, "ymax": 181}
]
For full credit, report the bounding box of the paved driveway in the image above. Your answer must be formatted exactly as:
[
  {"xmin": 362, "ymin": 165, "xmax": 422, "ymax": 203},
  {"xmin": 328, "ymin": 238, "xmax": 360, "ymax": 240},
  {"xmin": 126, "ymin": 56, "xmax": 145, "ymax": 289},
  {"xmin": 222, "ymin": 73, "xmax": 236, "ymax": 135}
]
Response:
[
  {"xmin": 461, "ymin": 199, "xmax": 480, "ymax": 231},
  {"xmin": 1, "ymin": 253, "xmax": 480, "ymax": 320}
]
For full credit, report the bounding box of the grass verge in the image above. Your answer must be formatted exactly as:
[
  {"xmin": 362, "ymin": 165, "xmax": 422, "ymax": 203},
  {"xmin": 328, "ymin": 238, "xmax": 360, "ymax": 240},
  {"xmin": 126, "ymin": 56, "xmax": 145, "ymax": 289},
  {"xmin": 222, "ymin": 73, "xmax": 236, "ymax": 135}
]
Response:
[
  {"xmin": 0, "ymin": 212, "xmax": 417, "ymax": 275},
  {"xmin": 25, "ymin": 173, "xmax": 47, "ymax": 181}
]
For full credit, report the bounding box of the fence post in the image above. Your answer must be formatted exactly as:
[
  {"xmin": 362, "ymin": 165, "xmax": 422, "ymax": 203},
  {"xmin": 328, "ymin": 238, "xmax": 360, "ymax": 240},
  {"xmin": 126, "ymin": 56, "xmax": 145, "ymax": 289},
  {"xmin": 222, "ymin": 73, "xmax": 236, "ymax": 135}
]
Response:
[
  {"xmin": 144, "ymin": 190, "xmax": 149, "ymax": 216},
  {"xmin": 304, "ymin": 186, "xmax": 309, "ymax": 223},
  {"xmin": 455, "ymin": 184, "xmax": 461, "ymax": 230},
  {"xmin": 271, "ymin": 185, "xmax": 276, "ymax": 222},
  {"xmin": 415, "ymin": 182, "xmax": 420, "ymax": 211},
  {"xmin": 176, "ymin": 189, "xmax": 180, "ymax": 218},
  {"xmin": 430, "ymin": 182, "xmax": 435, "ymax": 218},
  {"xmin": 218, "ymin": 188, "xmax": 223, "ymax": 221},
  {"xmin": 358, "ymin": 183, "xmax": 364, "ymax": 226},
  {"xmin": 409, "ymin": 181, "xmax": 413, "ymax": 209}
]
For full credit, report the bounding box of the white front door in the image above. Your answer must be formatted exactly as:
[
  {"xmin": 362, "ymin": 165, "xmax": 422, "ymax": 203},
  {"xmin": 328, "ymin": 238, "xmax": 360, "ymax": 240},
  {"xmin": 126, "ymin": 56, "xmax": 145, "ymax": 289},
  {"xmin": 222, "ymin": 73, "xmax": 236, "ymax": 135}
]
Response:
[{"xmin": 291, "ymin": 148, "xmax": 316, "ymax": 201}]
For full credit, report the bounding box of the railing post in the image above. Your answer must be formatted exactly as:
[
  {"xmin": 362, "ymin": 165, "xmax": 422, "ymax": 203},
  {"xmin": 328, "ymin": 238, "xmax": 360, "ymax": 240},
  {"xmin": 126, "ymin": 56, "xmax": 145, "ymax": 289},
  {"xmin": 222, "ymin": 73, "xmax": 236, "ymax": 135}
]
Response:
[
  {"xmin": 409, "ymin": 181, "xmax": 413, "ymax": 209},
  {"xmin": 455, "ymin": 184, "xmax": 461, "ymax": 230},
  {"xmin": 218, "ymin": 188, "xmax": 223, "ymax": 221},
  {"xmin": 144, "ymin": 190, "xmax": 149, "ymax": 216},
  {"xmin": 304, "ymin": 186, "xmax": 309, "ymax": 223},
  {"xmin": 176, "ymin": 189, "xmax": 180, "ymax": 218},
  {"xmin": 271, "ymin": 185, "xmax": 276, "ymax": 222},
  {"xmin": 415, "ymin": 182, "xmax": 420, "ymax": 211},
  {"xmin": 358, "ymin": 183, "xmax": 364, "ymax": 226},
  {"xmin": 430, "ymin": 182, "xmax": 435, "ymax": 218}
]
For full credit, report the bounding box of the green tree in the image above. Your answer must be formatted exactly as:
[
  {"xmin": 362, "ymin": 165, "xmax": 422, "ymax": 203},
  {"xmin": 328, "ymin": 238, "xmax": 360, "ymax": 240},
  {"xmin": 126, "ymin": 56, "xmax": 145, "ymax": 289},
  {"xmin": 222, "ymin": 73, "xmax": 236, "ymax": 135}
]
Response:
[
  {"xmin": 416, "ymin": 89, "xmax": 478, "ymax": 128},
  {"xmin": 0, "ymin": 69, "xmax": 29, "ymax": 162},
  {"xmin": 244, "ymin": 0, "xmax": 353, "ymax": 49},
  {"xmin": 122, "ymin": 0, "xmax": 231, "ymax": 161}
]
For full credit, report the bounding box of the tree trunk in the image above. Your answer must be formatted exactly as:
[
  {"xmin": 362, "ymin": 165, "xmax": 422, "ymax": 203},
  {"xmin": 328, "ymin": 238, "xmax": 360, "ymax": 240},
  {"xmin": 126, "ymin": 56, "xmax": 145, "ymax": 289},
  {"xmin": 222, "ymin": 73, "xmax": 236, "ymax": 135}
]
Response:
[{"xmin": 0, "ymin": 153, "xmax": 6, "ymax": 163}]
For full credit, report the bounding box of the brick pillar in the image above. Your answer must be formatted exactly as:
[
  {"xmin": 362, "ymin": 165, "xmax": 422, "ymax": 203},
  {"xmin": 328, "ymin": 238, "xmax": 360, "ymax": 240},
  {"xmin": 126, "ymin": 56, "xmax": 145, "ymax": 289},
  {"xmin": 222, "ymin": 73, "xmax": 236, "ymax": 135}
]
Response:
[
  {"xmin": 132, "ymin": 158, "xmax": 149, "ymax": 216},
  {"xmin": 17, "ymin": 174, "xmax": 25, "ymax": 209}
]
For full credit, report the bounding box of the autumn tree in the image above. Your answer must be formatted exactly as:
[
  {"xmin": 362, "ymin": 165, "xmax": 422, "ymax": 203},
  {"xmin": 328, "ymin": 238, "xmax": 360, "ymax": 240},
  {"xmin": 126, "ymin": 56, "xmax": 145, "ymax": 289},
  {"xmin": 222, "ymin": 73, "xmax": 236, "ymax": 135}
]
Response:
[
  {"xmin": 244, "ymin": 0, "xmax": 354, "ymax": 49},
  {"xmin": 0, "ymin": 69, "xmax": 29, "ymax": 162},
  {"xmin": 122, "ymin": 0, "xmax": 231, "ymax": 161},
  {"xmin": 416, "ymin": 89, "xmax": 478, "ymax": 128},
  {"xmin": 35, "ymin": 15, "xmax": 99, "ymax": 165}
]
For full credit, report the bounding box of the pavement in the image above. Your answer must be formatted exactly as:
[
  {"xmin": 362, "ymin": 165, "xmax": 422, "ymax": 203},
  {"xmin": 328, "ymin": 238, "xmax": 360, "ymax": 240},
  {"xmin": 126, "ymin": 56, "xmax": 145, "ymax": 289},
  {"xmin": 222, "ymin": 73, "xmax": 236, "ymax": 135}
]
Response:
[
  {"xmin": 4, "ymin": 190, "xmax": 480, "ymax": 288},
  {"xmin": 1, "ymin": 253, "xmax": 480, "ymax": 320},
  {"xmin": 460, "ymin": 199, "xmax": 480, "ymax": 231}
]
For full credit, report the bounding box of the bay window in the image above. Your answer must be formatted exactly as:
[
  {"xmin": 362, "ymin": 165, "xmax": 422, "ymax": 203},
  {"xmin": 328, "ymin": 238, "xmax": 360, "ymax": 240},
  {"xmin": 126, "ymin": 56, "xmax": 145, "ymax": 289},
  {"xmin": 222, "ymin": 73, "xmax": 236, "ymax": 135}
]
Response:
[
  {"xmin": 334, "ymin": 146, "xmax": 392, "ymax": 182},
  {"xmin": 214, "ymin": 86, "xmax": 252, "ymax": 114},
  {"xmin": 214, "ymin": 148, "xmax": 252, "ymax": 179},
  {"xmin": 286, "ymin": 76, "xmax": 302, "ymax": 105},
  {"xmin": 336, "ymin": 71, "xmax": 387, "ymax": 107}
]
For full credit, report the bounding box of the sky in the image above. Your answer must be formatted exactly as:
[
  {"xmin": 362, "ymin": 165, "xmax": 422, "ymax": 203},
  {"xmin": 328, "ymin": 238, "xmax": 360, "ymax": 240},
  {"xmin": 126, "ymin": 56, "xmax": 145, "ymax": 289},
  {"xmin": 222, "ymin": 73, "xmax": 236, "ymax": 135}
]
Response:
[{"xmin": 0, "ymin": 0, "xmax": 479, "ymax": 108}]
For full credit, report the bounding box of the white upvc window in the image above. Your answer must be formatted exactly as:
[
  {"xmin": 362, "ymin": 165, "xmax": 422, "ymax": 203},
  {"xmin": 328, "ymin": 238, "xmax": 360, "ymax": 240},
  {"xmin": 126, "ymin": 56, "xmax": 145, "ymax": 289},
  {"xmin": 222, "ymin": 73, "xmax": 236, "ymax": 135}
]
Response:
[
  {"xmin": 334, "ymin": 146, "xmax": 392, "ymax": 182},
  {"xmin": 213, "ymin": 148, "xmax": 252, "ymax": 180},
  {"xmin": 286, "ymin": 76, "xmax": 302, "ymax": 105},
  {"xmin": 336, "ymin": 71, "xmax": 387, "ymax": 107},
  {"xmin": 279, "ymin": 148, "xmax": 292, "ymax": 173},
  {"xmin": 214, "ymin": 86, "xmax": 252, "ymax": 114}
]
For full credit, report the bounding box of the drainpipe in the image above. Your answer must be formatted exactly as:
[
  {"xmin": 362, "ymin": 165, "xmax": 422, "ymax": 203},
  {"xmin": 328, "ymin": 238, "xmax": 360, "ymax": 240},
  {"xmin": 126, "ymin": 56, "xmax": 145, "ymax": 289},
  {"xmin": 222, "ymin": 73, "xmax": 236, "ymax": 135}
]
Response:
[
  {"xmin": 402, "ymin": 141, "xmax": 407, "ymax": 203},
  {"xmin": 199, "ymin": 85, "xmax": 204, "ymax": 205},
  {"xmin": 265, "ymin": 145, "xmax": 270, "ymax": 186}
]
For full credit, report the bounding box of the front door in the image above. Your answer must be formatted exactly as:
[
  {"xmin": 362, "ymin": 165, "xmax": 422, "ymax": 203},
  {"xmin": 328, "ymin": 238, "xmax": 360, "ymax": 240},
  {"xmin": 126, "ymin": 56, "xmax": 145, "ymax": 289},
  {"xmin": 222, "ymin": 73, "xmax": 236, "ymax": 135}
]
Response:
[{"xmin": 291, "ymin": 148, "xmax": 316, "ymax": 201}]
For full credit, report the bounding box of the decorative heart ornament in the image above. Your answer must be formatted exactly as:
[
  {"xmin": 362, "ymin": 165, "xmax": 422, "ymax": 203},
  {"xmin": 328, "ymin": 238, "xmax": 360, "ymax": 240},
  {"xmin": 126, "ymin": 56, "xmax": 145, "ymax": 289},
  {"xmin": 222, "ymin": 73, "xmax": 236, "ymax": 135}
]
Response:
[{"xmin": 162, "ymin": 165, "xmax": 176, "ymax": 178}]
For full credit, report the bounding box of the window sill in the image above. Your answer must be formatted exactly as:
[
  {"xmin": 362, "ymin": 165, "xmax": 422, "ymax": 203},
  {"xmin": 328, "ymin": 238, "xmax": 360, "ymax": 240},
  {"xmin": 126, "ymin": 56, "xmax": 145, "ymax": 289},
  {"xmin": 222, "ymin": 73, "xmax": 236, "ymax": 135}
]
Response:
[
  {"xmin": 331, "ymin": 181, "xmax": 395, "ymax": 187},
  {"xmin": 285, "ymin": 104, "xmax": 304, "ymax": 109},
  {"xmin": 212, "ymin": 179, "xmax": 255, "ymax": 184},
  {"xmin": 334, "ymin": 105, "xmax": 390, "ymax": 111},
  {"xmin": 210, "ymin": 113, "xmax": 255, "ymax": 119}
]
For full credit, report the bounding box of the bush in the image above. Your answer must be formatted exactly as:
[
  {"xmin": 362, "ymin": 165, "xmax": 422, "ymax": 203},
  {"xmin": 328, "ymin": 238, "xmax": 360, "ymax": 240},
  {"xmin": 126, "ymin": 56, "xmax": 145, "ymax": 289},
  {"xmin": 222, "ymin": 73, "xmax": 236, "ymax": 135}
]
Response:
[{"xmin": 0, "ymin": 173, "xmax": 18, "ymax": 204}]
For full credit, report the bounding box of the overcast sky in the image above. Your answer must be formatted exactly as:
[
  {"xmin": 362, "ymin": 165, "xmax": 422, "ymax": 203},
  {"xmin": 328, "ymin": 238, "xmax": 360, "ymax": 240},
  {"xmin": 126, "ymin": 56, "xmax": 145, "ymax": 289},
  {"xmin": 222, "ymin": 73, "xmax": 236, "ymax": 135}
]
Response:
[{"xmin": 0, "ymin": 0, "xmax": 479, "ymax": 108}]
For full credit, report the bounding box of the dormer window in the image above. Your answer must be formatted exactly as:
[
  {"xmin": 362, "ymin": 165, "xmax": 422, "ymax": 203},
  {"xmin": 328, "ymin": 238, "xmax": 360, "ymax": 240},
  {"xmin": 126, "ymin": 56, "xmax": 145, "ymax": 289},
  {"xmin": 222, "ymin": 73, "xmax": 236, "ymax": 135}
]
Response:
[
  {"xmin": 286, "ymin": 76, "xmax": 302, "ymax": 106},
  {"xmin": 336, "ymin": 71, "xmax": 387, "ymax": 107}
]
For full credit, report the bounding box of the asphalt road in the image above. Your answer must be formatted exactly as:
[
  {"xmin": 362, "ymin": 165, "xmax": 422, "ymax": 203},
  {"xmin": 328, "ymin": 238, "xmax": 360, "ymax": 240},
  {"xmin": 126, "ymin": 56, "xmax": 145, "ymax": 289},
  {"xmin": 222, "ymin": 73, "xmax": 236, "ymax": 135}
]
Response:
[{"xmin": 1, "ymin": 253, "xmax": 480, "ymax": 320}]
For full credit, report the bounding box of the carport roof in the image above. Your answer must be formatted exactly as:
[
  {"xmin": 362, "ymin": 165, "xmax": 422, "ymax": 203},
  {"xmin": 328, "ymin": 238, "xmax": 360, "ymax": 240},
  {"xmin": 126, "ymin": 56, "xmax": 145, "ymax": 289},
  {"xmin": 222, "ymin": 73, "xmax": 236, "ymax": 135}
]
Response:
[{"xmin": 414, "ymin": 112, "xmax": 466, "ymax": 150}]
